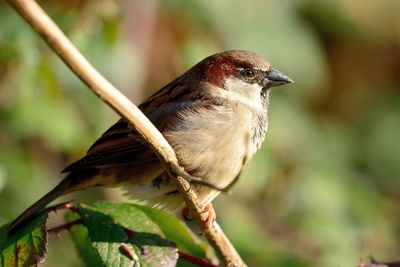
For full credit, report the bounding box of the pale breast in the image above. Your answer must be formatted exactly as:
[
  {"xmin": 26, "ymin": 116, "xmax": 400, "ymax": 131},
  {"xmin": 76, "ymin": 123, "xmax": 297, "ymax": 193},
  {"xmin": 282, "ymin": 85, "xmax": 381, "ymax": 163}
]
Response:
[{"xmin": 163, "ymin": 104, "xmax": 258, "ymax": 203}]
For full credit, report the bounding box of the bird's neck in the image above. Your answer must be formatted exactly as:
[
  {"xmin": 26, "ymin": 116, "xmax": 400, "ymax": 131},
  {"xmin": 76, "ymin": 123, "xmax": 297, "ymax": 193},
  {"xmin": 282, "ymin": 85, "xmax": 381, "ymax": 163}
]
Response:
[
  {"xmin": 252, "ymin": 107, "xmax": 268, "ymax": 152},
  {"xmin": 253, "ymin": 89, "xmax": 270, "ymax": 150}
]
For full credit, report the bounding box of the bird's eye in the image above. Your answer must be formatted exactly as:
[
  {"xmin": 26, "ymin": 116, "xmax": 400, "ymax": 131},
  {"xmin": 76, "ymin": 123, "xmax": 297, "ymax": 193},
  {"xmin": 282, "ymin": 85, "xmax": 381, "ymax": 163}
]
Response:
[{"xmin": 241, "ymin": 68, "xmax": 256, "ymax": 79}]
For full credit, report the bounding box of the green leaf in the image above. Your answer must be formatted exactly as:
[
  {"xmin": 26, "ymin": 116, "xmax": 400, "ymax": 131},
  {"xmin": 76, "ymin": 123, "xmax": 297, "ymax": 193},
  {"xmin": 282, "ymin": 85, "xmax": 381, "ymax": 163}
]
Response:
[
  {"xmin": 65, "ymin": 212, "xmax": 104, "ymax": 267},
  {"xmin": 135, "ymin": 205, "xmax": 209, "ymax": 258},
  {"xmin": 0, "ymin": 211, "xmax": 50, "ymax": 267},
  {"xmin": 77, "ymin": 202, "xmax": 178, "ymax": 267}
]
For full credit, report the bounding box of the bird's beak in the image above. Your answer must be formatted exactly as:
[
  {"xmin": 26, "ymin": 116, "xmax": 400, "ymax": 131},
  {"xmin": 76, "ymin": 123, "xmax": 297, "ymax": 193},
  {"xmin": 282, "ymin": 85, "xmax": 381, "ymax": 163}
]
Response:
[{"xmin": 262, "ymin": 68, "xmax": 294, "ymax": 89}]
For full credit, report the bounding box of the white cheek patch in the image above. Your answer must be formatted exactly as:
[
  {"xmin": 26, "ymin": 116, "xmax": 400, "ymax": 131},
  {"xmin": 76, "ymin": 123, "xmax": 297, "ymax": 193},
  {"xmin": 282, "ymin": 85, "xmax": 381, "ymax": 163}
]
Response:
[{"xmin": 223, "ymin": 77, "xmax": 263, "ymax": 108}]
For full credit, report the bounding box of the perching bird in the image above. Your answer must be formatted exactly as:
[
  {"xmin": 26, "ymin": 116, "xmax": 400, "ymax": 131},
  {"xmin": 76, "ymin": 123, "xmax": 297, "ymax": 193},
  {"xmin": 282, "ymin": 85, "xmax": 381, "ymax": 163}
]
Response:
[{"xmin": 8, "ymin": 50, "xmax": 293, "ymax": 233}]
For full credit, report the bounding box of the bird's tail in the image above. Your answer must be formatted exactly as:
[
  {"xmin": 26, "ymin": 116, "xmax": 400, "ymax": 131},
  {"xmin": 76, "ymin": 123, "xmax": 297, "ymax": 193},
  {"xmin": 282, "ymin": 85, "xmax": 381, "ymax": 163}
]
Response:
[{"xmin": 7, "ymin": 171, "xmax": 95, "ymax": 235}]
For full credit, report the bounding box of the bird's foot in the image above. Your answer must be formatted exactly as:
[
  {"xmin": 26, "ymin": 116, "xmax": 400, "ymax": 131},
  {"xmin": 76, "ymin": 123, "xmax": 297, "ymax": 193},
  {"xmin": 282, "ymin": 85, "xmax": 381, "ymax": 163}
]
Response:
[
  {"xmin": 181, "ymin": 203, "xmax": 216, "ymax": 231},
  {"xmin": 181, "ymin": 206, "xmax": 195, "ymax": 221},
  {"xmin": 201, "ymin": 203, "xmax": 216, "ymax": 230}
]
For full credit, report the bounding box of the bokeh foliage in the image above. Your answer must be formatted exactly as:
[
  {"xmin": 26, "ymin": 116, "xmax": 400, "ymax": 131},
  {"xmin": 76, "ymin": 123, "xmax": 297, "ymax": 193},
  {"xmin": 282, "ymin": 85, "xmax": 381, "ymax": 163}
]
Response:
[{"xmin": 0, "ymin": 0, "xmax": 399, "ymax": 266}]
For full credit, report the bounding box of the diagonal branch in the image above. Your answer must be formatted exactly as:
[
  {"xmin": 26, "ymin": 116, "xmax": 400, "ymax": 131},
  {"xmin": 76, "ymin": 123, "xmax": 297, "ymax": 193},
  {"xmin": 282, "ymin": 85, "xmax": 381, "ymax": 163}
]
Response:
[
  {"xmin": 178, "ymin": 250, "xmax": 219, "ymax": 267},
  {"xmin": 5, "ymin": 0, "xmax": 246, "ymax": 266}
]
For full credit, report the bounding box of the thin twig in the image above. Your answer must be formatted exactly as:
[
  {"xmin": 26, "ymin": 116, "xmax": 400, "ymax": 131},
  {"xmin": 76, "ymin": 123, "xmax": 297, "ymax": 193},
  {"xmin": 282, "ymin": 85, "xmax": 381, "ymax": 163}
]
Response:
[
  {"xmin": 46, "ymin": 201, "xmax": 76, "ymax": 213},
  {"xmin": 5, "ymin": 1, "xmax": 246, "ymax": 266},
  {"xmin": 47, "ymin": 219, "xmax": 83, "ymax": 234},
  {"xmin": 178, "ymin": 251, "xmax": 219, "ymax": 267}
]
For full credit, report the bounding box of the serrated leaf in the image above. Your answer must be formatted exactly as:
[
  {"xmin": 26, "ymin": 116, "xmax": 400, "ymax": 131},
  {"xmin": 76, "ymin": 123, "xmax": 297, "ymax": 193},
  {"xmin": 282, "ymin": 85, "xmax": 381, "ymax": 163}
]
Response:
[
  {"xmin": 77, "ymin": 202, "xmax": 178, "ymax": 267},
  {"xmin": 0, "ymin": 211, "xmax": 50, "ymax": 267}
]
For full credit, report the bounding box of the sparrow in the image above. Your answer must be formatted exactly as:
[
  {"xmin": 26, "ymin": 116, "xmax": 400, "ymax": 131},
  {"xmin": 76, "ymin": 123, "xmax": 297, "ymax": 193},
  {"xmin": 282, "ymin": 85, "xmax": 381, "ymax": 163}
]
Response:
[{"xmin": 8, "ymin": 50, "xmax": 293, "ymax": 233}]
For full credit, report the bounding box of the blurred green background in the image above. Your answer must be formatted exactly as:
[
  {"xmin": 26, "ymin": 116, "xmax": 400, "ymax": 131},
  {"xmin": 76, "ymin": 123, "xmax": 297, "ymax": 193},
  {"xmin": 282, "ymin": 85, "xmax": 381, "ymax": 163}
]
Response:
[{"xmin": 1, "ymin": 0, "xmax": 400, "ymax": 266}]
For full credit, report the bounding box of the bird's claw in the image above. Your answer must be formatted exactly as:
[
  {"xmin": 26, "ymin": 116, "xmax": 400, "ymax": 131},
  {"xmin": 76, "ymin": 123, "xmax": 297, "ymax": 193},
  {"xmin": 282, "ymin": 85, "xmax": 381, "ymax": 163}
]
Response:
[
  {"xmin": 201, "ymin": 203, "xmax": 216, "ymax": 230},
  {"xmin": 181, "ymin": 203, "xmax": 216, "ymax": 231}
]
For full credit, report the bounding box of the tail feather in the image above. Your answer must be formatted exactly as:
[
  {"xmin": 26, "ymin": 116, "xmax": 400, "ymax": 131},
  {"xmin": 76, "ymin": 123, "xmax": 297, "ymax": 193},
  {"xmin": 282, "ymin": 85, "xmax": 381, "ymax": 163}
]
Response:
[{"xmin": 7, "ymin": 172, "xmax": 86, "ymax": 235}]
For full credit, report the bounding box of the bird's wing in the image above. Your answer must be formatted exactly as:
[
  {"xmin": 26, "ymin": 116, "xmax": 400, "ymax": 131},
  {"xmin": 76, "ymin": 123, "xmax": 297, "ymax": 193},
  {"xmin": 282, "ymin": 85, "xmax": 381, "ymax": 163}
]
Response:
[
  {"xmin": 62, "ymin": 119, "xmax": 156, "ymax": 172},
  {"xmin": 62, "ymin": 78, "xmax": 195, "ymax": 173}
]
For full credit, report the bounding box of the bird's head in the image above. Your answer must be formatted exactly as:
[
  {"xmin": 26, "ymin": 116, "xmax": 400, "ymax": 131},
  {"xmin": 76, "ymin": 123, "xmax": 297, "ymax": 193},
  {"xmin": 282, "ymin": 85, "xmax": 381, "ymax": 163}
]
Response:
[{"xmin": 190, "ymin": 50, "xmax": 293, "ymax": 108}]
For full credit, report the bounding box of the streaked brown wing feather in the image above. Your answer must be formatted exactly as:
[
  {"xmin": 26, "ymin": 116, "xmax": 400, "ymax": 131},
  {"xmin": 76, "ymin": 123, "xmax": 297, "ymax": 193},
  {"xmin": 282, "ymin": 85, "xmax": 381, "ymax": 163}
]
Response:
[
  {"xmin": 62, "ymin": 132, "xmax": 155, "ymax": 172},
  {"xmin": 62, "ymin": 80, "xmax": 194, "ymax": 174}
]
